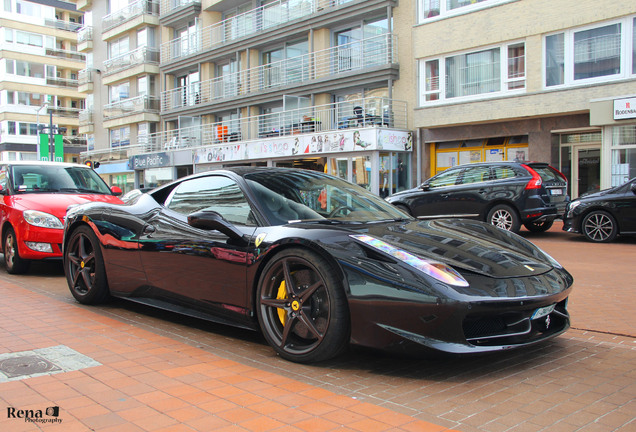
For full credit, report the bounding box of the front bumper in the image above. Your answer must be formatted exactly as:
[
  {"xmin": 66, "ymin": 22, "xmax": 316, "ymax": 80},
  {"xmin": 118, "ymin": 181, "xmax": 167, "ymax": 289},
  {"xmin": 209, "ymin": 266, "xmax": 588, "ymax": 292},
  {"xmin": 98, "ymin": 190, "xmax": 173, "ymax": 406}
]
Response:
[{"xmin": 15, "ymin": 224, "xmax": 64, "ymax": 260}]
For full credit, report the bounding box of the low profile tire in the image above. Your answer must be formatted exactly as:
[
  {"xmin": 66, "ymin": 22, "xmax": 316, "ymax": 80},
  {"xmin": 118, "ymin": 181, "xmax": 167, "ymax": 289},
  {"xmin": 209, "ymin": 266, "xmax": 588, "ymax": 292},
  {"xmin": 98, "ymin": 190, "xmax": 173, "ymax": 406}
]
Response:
[
  {"xmin": 582, "ymin": 211, "xmax": 618, "ymax": 243},
  {"xmin": 3, "ymin": 227, "xmax": 30, "ymax": 274},
  {"xmin": 256, "ymin": 248, "xmax": 349, "ymax": 363},
  {"xmin": 487, "ymin": 204, "xmax": 521, "ymax": 233},
  {"xmin": 523, "ymin": 219, "xmax": 554, "ymax": 233},
  {"xmin": 65, "ymin": 225, "xmax": 110, "ymax": 304}
]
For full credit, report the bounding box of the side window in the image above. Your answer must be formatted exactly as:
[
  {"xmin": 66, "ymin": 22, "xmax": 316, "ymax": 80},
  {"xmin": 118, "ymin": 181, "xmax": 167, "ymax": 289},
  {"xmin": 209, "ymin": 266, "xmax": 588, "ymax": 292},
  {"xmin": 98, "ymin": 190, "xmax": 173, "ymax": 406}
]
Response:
[
  {"xmin": 492, "ymin": 166, "xmax": 517, "ymax": 180},
  {"xmin": 428, "ymin": 168, "xmax": 461, "ymax": 187},
  {"xmin": 460, "ymin": 166, "xmax": 491, "ymax": 184},
  {"xmin": 166, "ymin": 176, "xmax": 255, "ymax": 226}
]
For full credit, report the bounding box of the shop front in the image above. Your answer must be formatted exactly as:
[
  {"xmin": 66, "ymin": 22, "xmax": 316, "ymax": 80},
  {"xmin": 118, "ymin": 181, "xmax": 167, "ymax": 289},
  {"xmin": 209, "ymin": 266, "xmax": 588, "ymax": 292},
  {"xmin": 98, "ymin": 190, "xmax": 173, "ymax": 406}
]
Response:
[
  {"xmin": 128, "ymin": 150, "xmax": 193, "ymax": 189},
  {"xmin": 193, "ymin": 128, "xmax": 413, "ymax": 197}
]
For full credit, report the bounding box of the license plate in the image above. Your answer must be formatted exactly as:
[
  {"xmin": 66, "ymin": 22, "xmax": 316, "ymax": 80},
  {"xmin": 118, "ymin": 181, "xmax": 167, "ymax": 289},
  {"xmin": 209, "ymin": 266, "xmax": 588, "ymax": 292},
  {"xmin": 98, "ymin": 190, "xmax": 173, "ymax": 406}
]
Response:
[
  {"xmin": 532, "ymin": 304, "xmax": 555, "ymax": 320},
  {"xmin": 550, "ymin": 189, "xmax": 563, "ymax": 195}
]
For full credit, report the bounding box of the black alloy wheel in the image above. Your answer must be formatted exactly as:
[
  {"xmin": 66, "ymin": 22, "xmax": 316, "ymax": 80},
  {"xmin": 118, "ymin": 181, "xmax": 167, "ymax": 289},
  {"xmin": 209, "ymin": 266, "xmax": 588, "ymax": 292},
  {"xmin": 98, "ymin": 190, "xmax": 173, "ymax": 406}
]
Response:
[
  {"xmin": 65, "ymin": 225, "xmax": 110, "ymax": 304},
  {"xmin": 523, "ymin": 219, "xmax": 554, "ymax": 233},
  {"xmin": 487, "ymin": 204, "xmax": 521, "ymax": 233},
  {"xmin": 3, "ymin": 227, "xmax": 30, "ymax": 274},
  {"xmin": 582, "ymin": 211, "xmax": 618, "ymax": 243},
  {"xmin": 256, "ymin": 248, "xmax": 349, "ymax": 363}
]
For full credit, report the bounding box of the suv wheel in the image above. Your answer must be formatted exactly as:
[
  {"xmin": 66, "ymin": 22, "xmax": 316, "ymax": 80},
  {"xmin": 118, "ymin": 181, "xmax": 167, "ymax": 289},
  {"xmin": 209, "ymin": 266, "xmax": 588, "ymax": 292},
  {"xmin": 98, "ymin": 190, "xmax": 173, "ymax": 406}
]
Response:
[{"xmin": 487, "ymin": 205, "xmax": 521, "ymax": 233}]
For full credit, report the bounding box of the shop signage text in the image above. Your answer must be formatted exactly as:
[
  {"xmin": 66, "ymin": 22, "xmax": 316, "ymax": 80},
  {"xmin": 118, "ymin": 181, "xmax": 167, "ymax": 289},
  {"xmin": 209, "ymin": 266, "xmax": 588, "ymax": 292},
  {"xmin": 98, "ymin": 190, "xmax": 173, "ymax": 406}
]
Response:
[
  {"xmin": 614, "ymin": 97, "xmax": 636, "ymax": 120},
  {"xmin": 129, "ymin": 152, "xmax": 170, "ymax": 170}
]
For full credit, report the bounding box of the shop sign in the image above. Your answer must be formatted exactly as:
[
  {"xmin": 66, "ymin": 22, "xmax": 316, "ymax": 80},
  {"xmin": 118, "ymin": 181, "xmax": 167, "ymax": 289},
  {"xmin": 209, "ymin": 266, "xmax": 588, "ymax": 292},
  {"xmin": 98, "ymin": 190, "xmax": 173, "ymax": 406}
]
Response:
[
  {"xmin": 614, "ymin": 97, "xmax": 636, "ymax": 120},
  {"xmin": 128, "ymin": 152, "xmax": 170, "ymax": 170},
  {"xmin": 193, "ymin": 130, "xmax": 412, "ymax": 165}
]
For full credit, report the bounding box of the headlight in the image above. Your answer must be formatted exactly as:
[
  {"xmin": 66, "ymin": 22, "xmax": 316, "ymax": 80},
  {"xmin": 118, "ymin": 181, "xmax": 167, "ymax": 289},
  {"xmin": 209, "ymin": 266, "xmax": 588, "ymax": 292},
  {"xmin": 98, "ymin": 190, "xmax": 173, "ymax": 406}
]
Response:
[
  {"xmin": 23, "ymin": 210, "xmax": 64, "ymax": 229},
  {"xmin": 567, "ymin": 200, "xmax": 581, "ymax": 214},
  {"xmin": 351, "ymin": 234, "xmax": 469, "ymax": 287}
]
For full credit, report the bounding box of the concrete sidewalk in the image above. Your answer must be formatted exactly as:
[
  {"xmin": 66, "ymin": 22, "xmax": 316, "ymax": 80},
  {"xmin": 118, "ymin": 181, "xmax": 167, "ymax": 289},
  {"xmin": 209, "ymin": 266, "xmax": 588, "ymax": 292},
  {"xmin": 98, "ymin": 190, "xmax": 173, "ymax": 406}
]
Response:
[{"xmin": 0, "ymin": 281, "xmax": 456, "ymax": 432}]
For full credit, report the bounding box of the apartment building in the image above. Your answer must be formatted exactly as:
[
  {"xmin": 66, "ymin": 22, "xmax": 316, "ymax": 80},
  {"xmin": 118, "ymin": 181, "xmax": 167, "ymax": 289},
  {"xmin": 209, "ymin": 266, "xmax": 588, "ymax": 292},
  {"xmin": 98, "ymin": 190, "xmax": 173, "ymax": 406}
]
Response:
[
  {"xmin": 0, "ymin": 0, "xmax": 85, "ymax": 162},
  {"xmin": 407, "ymin": 0, "xmax": 636, "ymax": 198},
  {"xmin": 81, "ymin": 0, "xmax": 411, "ymax": 197}
]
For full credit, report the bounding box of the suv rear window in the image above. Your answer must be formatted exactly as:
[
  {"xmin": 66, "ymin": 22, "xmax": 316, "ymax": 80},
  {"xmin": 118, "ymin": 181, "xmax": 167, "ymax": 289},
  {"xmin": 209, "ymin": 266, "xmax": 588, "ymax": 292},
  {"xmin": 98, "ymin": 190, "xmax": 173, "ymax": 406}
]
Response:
[{"xmin": 531, "ymin": 165, "xmax": 564, "ymax": 183}]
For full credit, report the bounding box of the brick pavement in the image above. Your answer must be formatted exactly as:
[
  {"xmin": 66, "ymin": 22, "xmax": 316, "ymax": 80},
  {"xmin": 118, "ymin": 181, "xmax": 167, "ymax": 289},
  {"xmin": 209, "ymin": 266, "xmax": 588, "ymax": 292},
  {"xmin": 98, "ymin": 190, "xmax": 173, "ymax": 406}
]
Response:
[{"xmin": 0, "ymin": 280, "xmax": 455, "ymax": 432}]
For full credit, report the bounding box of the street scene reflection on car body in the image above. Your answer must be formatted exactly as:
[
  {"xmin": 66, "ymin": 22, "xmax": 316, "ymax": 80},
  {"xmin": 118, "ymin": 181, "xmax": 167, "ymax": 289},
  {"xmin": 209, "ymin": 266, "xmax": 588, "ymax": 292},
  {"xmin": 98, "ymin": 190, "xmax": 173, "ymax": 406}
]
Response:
[
  {"xmin": 386, "ymin": 161, "xmax": 569, "ymax": 234},
  {"xmin": 0, "ymin": 161, "xmax": 123, "ymax": 274},
  {"xmin": 563, "ymin": 177, "xmax": 636, "ymax": 242},
  {"xmin": 63, "ymin": 168, "xmax": 573, "ymax": 363}
]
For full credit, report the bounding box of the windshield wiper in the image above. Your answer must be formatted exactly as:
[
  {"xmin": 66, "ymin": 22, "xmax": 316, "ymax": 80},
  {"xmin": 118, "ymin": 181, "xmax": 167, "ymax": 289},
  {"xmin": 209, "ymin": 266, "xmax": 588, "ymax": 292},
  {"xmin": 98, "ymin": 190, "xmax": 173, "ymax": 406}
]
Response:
[{"xmin": 55, "ymin": 187, "xmax": 104, "ymax": 194}]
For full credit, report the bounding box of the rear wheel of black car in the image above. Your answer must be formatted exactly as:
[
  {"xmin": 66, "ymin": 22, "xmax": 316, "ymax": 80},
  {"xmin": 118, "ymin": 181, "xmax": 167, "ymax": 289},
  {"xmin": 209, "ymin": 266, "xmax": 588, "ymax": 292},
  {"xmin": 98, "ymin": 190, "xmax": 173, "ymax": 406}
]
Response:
[
  {"xmin": 257, "ymin": 248, "xmax": 349, "ymax": 363},
  {"xmin": 582, "ymin": 211, "xmax": 618, "ymax": 243},
  {"xmin": 487, "ymin": 204, "xmax": 521, "ymax": 233},
  {"xmin": 523, "ymin": 219, "xmax": 554, "ymax": 233},
  {"xmin": 65, "ymin": 225, "xmax": 110, "ymax": 304},
  {"xmin": 3, "ymin": 227, "xmax": 30, "ymax": 274}
]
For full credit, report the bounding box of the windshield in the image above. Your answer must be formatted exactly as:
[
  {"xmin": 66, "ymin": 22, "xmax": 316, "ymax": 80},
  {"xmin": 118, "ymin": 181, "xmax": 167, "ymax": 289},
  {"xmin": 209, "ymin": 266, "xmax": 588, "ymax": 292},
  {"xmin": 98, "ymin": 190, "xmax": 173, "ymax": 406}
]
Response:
[
  {"xmin": 244, "ymin": 170, "xmax": 409, "ymax": 225},
  {"xmin": 10, "ymin": 165, "xmax": 112, "ymax": 195}
]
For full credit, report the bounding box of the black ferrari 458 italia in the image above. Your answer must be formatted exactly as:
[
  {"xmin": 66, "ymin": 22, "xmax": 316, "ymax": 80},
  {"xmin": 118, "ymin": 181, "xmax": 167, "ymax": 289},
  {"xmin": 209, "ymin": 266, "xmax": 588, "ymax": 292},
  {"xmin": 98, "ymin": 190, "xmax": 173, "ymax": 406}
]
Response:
[{"xmin": 63, "ymin": 167, "xmax": 573, "ymax": 363}]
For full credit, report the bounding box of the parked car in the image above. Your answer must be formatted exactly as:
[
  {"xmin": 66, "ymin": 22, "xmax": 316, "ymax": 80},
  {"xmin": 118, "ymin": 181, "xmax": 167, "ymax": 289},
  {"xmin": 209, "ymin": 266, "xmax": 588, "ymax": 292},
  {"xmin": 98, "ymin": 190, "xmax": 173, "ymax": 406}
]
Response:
[
  {"xmin": 0, "ymin": 161, "xmax": 123, "ymax": 274},
  {"xmin": 63, "ymin": 167, "xmax": 572, "ymax": 363},
  {"xmin": 386, "ymin": 161, "xmax": 569, "ymax": 234},
  {"xmin": 562, "ymin": 177, "xmax": 636, "ymax": 242}
]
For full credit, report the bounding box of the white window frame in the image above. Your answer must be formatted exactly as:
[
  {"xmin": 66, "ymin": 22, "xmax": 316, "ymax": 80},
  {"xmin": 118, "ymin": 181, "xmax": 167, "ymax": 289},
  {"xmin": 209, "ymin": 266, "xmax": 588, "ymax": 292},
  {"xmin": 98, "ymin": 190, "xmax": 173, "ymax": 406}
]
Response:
[
  {"xmin": 543, "ymin": 16, "xmax": 635, "ymax": 89},
  {"xmin": 417, "ymin": 0, "xmax": 518, "ymax": 23},
  {"xmin": 418, "ymin": 41, "xmax": 525, "ymax": 106}
]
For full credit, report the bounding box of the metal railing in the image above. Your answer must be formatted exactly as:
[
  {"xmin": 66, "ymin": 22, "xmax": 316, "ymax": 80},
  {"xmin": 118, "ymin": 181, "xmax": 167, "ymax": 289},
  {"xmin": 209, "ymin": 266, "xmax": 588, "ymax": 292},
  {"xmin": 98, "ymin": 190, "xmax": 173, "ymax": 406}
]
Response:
[
  {"xmin": 78, "ymin": 69, "xmax": 94, "ymax": 86},
  {"xmin": 79, "ymin": 109, "xmax": 94, "ymax": 125},
  {"xmin": 44, "ymin": 18, "xmax": 82, "ymax": 32},
  {"xmin": 103, "ymin": 46, "xmax": 160, "ymax": 76},
  {"xmin": 104, "ymin": 0, "xmax": 160, "ymax": 32},
  {"xmin": 78, "ymin": 26, "xmax": 93, "ymax": 44},
  {"xmin": 161, "ymin": 0, "xmax": 316, "ymax": 63},
  {"xmin": 160, "ymin": 0, "xmax": 200, "ymax": 16},
  {"xmin": 103, "ymin": 95, "xmax": 160, "ymax": 119},
  {"xmin": 162, "ymin": 34, "xmax": 396, "ymax": 111},
  {"xmin": 46, "ymin": 77, "xmax": 78, "ymax": 88},
  {"xmin": 45, "ymin": 48, "xmax": 85, "ymax": 61},
  {"xmin": 49, "ymin": 107, "xmax": 81, "ymax": 118},
  {"xmin": 149, "ymin": 97, "xmax": 406, "ymax": 152}
]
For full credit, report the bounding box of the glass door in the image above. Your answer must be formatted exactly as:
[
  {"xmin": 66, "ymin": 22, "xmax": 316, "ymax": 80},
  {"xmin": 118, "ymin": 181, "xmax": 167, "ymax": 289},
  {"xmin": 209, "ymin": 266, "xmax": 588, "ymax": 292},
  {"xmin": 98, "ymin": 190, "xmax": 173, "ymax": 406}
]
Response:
[{"xmin": 574, "ymin": 146, "xmax": 601, "ymax": 197}]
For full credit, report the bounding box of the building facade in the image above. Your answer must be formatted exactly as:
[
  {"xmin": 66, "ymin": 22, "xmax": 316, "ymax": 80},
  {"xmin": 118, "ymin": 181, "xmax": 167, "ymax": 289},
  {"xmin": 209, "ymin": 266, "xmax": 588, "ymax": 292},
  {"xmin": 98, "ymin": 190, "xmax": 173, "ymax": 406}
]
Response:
[
  {"xmin": 0, "ymin": 0, "xmax": 85, "ymax": 162},
  {"xmin": 407, "ymin": 0, "xmax": 636, "ymax": 199}
]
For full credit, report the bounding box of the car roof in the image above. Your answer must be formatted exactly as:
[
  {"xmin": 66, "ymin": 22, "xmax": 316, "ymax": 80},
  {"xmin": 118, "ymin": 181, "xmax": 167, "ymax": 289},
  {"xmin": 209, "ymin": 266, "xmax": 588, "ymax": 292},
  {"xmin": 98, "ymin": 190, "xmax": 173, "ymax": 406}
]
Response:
[{"xmin": 3, "ymin": 161, "xmax": 90, "ymax": 168}]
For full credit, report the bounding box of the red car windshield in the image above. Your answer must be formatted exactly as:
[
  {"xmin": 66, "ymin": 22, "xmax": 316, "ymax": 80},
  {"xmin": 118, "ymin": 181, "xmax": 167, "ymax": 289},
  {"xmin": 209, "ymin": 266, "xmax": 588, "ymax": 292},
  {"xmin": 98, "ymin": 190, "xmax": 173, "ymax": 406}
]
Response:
[{"xmin": 10, "ymin": 165, "xmax": 112, "ymax": 195}]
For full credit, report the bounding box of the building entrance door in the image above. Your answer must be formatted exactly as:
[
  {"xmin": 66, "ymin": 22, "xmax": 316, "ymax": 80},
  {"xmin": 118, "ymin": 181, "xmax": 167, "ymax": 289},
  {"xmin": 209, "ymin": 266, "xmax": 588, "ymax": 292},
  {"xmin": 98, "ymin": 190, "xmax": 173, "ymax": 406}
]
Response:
[{"xmin": 574, "ymin": 146, "xmax": 601, "ymax": 197}]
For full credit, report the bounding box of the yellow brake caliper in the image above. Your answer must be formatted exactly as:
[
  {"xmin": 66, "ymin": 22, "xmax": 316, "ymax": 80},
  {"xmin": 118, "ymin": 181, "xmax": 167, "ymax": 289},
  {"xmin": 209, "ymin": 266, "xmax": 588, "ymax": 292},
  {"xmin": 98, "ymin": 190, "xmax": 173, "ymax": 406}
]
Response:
[{"xmin": 276, "ymin": 280, "xmax": 287, "ymax": 325}]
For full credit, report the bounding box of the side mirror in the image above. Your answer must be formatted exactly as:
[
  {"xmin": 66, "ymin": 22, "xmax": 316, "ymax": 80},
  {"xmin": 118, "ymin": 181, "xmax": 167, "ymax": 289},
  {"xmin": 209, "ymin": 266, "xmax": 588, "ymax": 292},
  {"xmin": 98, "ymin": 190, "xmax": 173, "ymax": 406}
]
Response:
[
  {"xmin": 111, "ymin": 186, "xmax": 123, "ymax": 196},
  {"xmin": 420, "ymin": 183, "xmax": 430, "ymax": 191},
  {"xmin": 187, "ymin": 210, "xmax": 246, "ymax": 244}
]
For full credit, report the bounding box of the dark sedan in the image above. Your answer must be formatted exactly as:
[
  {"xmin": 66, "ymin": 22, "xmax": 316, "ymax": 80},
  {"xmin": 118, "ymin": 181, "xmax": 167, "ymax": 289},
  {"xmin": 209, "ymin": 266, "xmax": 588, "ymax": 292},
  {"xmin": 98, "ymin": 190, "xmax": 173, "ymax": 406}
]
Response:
[
  {"xmin": 563, "ymin": 178, "xmax": 636, "ymax": 242},
  {"xmin": 63, "ymin": 168, "xmax": 573, "ymax": 363},
  {"xmin": 386, "ymin": 162, "xmax": 569, "ymax": 234}
]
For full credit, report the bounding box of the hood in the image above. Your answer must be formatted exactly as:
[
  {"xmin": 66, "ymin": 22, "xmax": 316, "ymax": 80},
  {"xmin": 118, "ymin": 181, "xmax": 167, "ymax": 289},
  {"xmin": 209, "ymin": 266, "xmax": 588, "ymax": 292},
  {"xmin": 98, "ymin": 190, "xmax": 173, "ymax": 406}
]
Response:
[
  {"xmin": 10, "ymin": 193, "xmax": 123, "ymax": 220},
  {"xmin": 354, "ymin": 219, "xmax": 555, "ymax": 278}
]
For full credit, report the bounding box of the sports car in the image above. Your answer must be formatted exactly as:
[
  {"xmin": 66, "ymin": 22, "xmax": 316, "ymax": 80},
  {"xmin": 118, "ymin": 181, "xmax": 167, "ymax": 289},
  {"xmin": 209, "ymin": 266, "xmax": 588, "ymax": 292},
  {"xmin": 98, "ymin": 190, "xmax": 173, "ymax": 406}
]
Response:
[{"xmin": 63, "ymin": 167, "xmax": 573, "ymax": 363}]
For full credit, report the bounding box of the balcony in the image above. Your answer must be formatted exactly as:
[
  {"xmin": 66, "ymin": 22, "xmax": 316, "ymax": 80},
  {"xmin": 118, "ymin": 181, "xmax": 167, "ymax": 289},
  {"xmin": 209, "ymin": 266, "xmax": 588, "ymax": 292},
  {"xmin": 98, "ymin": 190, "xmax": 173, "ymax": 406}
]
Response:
[
  {"xmin": 46, "ymin": 76, "xmax": 78, "ymax": 89},
  {"xmin": 162, "ymin": 34, "xmax": 396, "ymax": 112},
  {"xmin": 44, "ymin": 18, "xmax": 82, "ymax": 32},
  {"xmin": 103, "ymin": 46, "xmax": 160, "ymax": 77},
  {"xmin": 49, "ymin": 107, "xmax": 81, "ymax": 118},
  {"xmin": 160, "ymin": 0, "xmax": 201, "ymax": 27},
  {"xmin": 104, "ymin": 95, "xmax": 160, "ymax": 120},
  {"xmin": 79, "ymin": 109, "xmax": 94, "ymax": 125},
  {"xmin": 161, "ymin": 0, "xmax": 316, "ymax": 63},
  {"xmin": 45, "ymin": 48, "xmax": 85, "ymax": 62},
  {"xmin": 103, "ymin": 0, "xmax": 160, "ymax": 39},
  {"xmin": 78, "ymin": 26, "xmax": 93, "ymax": 51}
]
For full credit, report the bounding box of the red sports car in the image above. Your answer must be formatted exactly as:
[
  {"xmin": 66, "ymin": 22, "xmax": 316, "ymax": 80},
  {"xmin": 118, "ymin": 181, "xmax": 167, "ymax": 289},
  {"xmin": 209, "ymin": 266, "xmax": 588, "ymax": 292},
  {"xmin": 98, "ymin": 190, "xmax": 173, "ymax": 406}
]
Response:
[{"xmin": 0, "ymin": 161, "xmax": 123, "ymax": 274}]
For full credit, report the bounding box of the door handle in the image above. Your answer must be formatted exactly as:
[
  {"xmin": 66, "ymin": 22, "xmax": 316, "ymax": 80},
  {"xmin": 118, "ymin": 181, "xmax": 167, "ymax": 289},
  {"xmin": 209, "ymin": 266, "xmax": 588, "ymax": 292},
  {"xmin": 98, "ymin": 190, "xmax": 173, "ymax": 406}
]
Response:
[
  {"xmin": 143, "ymin": 224, "xmax": 156, "ymax": 235},
  {"xmin": 440, "ymin": 193, "xmax": 450, "ymax": 199}
]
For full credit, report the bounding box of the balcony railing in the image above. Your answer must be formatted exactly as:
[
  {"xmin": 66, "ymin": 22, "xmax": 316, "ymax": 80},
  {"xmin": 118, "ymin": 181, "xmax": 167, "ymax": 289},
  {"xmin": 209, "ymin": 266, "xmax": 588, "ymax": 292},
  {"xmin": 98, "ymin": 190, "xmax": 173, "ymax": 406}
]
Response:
[
  {"xmin": 103, "ymin": 95, "xmax": 160, "ymax": 119},
  {"xmin": 78, "ymin": 26, "xmax": 93, "ymax": 44},
  {"xmin": 160, "ymin": 0, "xmax": 200, "ymax": 16},
  {"xmin": 162, "ymin": 34, "xmax": 396, "ymax": 111},
  {"xmin": 103, "ymin": 46, "xmax": 160, "ymax": 76},
  {"xmin": 45, "ymin": 48, "xmax": 85, "ymax": 61},
  {"xmin": 150, "ymin": 97, "xmax": 406, "ymax": 151},
  {"xmin": 44, "ymin": 18, "xmax": 82, "ymax": 32},
  {"xmin": 78, "ymin": 69, "xmax": 94, "ymax": 86},
  {"xmin": 161, "ymin": 0, "xmax": 316, "ymax": 63},
  {"xmin": 79, "ymin": 109, "xmax": 94, "ymax": 125},
  {"xmin": 46, "ymin": 77, "xmax": 78, "ymax": 88},
  {"xmin": 49, "ymin": 107, "xmax": 81, "ymax": 118},
  {"xmin": 104, "ymin": 0, "xmax": 160, "ymax": 32}
]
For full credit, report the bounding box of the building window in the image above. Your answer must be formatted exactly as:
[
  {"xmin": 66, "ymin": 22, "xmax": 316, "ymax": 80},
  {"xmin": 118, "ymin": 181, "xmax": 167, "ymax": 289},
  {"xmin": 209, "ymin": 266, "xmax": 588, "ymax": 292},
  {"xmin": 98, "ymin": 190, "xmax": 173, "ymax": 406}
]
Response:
[
  {"xmin": 545, "ymin": 16, "xmax": 635, "ymax": 88},
  {"xmin": 419, "ymin": 42, "xmax": 525, "ymax": 105},
  {"xmin": 110, "ymin": 126, "xmax": 130, "ymax": 147},
  {"xmin": 419, "ymin": 0, "xmax": 514, "ymax": 22},
  {"xmin": 611, "ymin": 126, "xmax": 636, "ymax": 186}
]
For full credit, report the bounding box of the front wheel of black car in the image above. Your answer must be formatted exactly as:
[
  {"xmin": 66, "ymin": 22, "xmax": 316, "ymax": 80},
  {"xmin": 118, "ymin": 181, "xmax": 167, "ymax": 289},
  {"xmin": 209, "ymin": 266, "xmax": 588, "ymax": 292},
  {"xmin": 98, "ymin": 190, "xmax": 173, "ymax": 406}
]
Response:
[
  {"xmin": 65, "ymin": 225, "xmax": 110, "ymax": 304},
  {"xmin": 257, "ymin": 248, "xmax": 350, "ymax": 363},
  {"xmin": 582, "ymin": 211, "xmax": 618, "ymax": 243},
  {"xmin": 523, "ymin": 219, "xmax": 554, "ymax": 233},
  {"xmin": 487, "ymin": 204, "xmax": 521, "ymax": 233}
]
